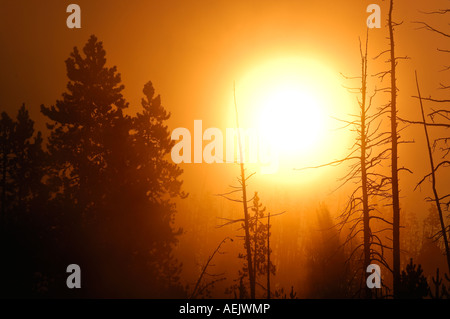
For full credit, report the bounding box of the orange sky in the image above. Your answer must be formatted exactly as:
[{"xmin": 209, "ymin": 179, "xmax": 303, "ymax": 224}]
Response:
[
  {"xmin": 1, "ymin": 0, "xmax": 449, "ymax": 289},
  {"xmin": 0, "ymin": 0, "xmax": 445, "ymax": 119},
  {"xmin": 1, "ymin": 0, "xmax": 448, "ymax": 206}
]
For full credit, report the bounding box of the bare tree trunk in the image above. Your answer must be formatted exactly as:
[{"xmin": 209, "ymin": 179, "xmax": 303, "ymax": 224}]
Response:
[
  {"xmin": 234, "ymin": 83, "xmax": 255, "ymax": 299},
  {"xmin": 388, "ymin": 0, "xmax": 401, "ymax": 298},
  {"xmin": 415, "ymin": 71, "xmax": 450, "ymax": 276},
  {"xmin": 360, "ymin": 35, "xmax": 372, "ymax": 299},
  {"xmin": 297, "ymin": 32, "xmax": 391, "ymax": 297},
  {"xmin": 190, "ymin": 237, "xmax": 232, "ymax": 299},
  {"xmin": 267, "ymin": 212, "xmax": 271, "ymax": 299},
  {"xmin": 254, "ymin": 202, "xmax": 259, "ymax": 283}
]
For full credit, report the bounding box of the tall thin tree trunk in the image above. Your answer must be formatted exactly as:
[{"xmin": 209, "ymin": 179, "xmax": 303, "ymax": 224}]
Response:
[
  {"xmin": 415, "ymin": 71, "xmax": 450, "ymax": 276},
  {"xmin": 190, "ymin": 237, "xmax": 231, "ymax": 299},
  {"xmin": 388, "ymin": 0, "xmax": 401, "ymax": 298},
  {"xmin": 234, "ymin": 83, "xmax": 255, "ymax": 299},
  {"xmin": 267, "ymin": 212, "xmax": 271, "ymax": 299},
  {"xmin": 360, "ymin": 34, "xmax": 372, "ymax": 299},
  {"xmin": 254, "ymin": 201, "xmax": 259, "ymax": 284}
]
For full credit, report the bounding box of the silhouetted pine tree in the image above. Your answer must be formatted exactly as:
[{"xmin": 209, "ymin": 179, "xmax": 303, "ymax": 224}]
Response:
[
  {"xmin": 398, "ymin": 259, "xmax": 429, "ymax": 299},
  {"xmin": 429, "ymin": 268, "xmax": 449, "ymax": 299},
  {"xmin": 237, "ymin": 193, "xmax": 275, "ymax": 298},
  {"xmin": 41, "ymin": 35, "xmax": 130, "ymax": 222},
  {"xmin": 0, "ymin": 105, "xmax": 45, "ymax": 221},
  {"xmin": 41, "ymin": 35, "xmax": 185, "ymax": 297},
  {"xmin": 0, "ymin": 111, "xmax": 15, "ymax": 222},
  {"xmin": 0, "ymin": 105, "xmax": 48, "ymax": 297}
]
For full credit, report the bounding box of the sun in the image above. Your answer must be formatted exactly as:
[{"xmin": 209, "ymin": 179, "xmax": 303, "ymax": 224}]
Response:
[
  {"xmin": 234, "ymin": 56, "xmax": 353, "ymax": 177},
  {"xmin": 258, "ymin": 82, "xmax": 325, "ymax": 155}
]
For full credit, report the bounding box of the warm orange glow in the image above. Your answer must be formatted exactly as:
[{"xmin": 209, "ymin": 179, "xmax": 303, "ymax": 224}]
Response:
[
  {"xmin": 4, "ymin": 0, "xmax": 447, "ymax": 301},
  {"xmin": 235, "ymin": 56, "xmax": 354, "ymax": 182}
]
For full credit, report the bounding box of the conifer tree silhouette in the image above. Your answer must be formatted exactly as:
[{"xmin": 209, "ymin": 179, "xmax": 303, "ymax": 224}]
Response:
[
  {"xmin": 41, "ymin": 35, "xmax": 185, "ymax": 297},
  {"xmin": 0, "ymin": 105, "xmax": 46, "ymax": 297},
  {"xmin": 398, "ymin": 259, "xmax": 429, "ymax": 299}
]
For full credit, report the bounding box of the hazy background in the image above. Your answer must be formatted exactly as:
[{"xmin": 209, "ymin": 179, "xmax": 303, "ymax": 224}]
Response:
[{"xmin": 1, "ymin": 0, "xmax": 449, "ymax": 296}]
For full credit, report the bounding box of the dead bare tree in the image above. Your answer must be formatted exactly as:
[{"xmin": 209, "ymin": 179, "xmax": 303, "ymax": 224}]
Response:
[
  {"xmin": 413, "ymin": 71, "xmax": 450, "ymax": 277},
  {"xmin": 371, "ymin": 0, "xmax": 413, "ymax": 297},
  {"xmin": 398, "ymin": 7, "xmax": 450, "ymax": 277},
  {"xmin": 267, "ymin": 211, "xmax": 271, "ymax": 299},
  {"xmin": 190, "ymin": 237, "xmax": 233, "ymax": 299},
  {"xmin": 216, "ymin": 83, "xmax": 256, "ymax": 298},
  {"xmin": 296, "ymin": 33, "xmax": 392, "ymax": 298},
  {"xmin": 234, "ymin": 84, "xmax": 256, "ymax": 299},
  {"xmin": 413, "ymin": 7, "xmax": 450, "ymax": 215},
  {"xmin": 387, "ymin": 0, "xmax": 401, "ymax": 297},
  {"xmin": 339, "ymin": 34, "xmax": 393, "ymax": 298}
]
